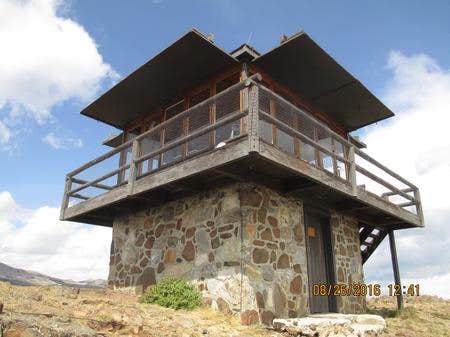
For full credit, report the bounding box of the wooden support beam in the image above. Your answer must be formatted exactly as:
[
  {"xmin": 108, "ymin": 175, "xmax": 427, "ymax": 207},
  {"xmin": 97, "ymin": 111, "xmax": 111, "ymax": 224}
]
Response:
[
  {"xmin": 213, "ymin": 169, "xmax": 245, "ymax": 182},
  {"xmin": 71, "ymin": 177, "xmax": 113, "ymax": 191},
  {"xmin": 259, "ymin": 111, "xmax": 349, "ymax": 165},
  {"xmin": 355, "ymin": 148, "xmax": 417, "ymax": 190},
  {"xmin": 355, "ymin": 164, "xmax": 415, "ymax": 202},
  {"xmin": 381, "ymin": 187, "xmax": 414, "ymax": 198},
  {"xmin": 348, "ymin": 146, "xmax": 357, "ymax": 195},
  {"xmin": 284, "ymin": 181, "xmax": 318, "ymax": 195},
  {"xmin": 69, "ymin": 164, "xmax": 129, "ymax": 196},
  {"xmin": 59, "ymin": 177, "xmax": 72, "ymax": 220},
  {"xmin": 128, "ymin": 139, "xmax": 140, "ymax": 195},
  {"xmin": 389, "ymin": 230, "xmax": 404, "ymax": 310},
  {"xmin": 247, "ymin": 82, "xmax": 260, "ymax": 153},
  {"xmin": 71, "ymin": 193, "xmax": 90, "ymax": 201},
  {"xmin": 413, "ymin": 189, "xmax": 425, "ymax": 225}
]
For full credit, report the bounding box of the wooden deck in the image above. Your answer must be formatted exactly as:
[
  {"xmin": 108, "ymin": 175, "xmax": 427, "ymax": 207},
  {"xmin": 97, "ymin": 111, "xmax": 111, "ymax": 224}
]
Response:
[{"xmin": 61, "ymin": 75, "xmax": 424, "ymax": 233}]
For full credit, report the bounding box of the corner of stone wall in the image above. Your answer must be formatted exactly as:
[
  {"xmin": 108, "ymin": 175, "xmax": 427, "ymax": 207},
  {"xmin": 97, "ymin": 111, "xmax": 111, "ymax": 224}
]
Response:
[
  {"xmin": 238, "ymin": 183, "xmax": 309, "ymax": 325},
  {"xmin": 330, "ymin": 211, "xmax": 366, "ymax": 313}
]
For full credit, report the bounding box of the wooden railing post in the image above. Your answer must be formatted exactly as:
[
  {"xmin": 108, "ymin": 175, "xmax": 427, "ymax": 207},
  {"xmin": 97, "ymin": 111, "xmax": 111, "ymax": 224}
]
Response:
[
  {"xmin": 60, "ymin": 176, "xmax": 72, "ymax": 220},
  {"xmin": 247, "ymin": 79, "xmax": 260, "ymax": 153},
  {"xmin": 128, "ymin": 139, "xmax": 140, "ymax": 196},
  {"xmin": 348, "ymin": 145, "xmax": 357, "ymax": 195},
  {"xmin": 413, "ymin": 188, "xmax": 424, "ymax": 225}
]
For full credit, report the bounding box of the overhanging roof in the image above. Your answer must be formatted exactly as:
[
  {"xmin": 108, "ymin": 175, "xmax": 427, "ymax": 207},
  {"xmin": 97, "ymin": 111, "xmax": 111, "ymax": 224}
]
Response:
[
  {"xmin": 81, "ymin": 29, "xmax": 239, "ymax": 129},
  {"xmin": 82, "ymin": 29, "xmax": 393, "ymax": 132},
  {"xmin": 252, "ymin": 32, "xmax": 394, "ymax": 131}
]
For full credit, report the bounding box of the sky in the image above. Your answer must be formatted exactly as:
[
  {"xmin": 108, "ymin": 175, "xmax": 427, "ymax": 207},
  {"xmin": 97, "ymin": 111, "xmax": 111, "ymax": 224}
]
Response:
[{"xmin": 0, "ymin": 0, "xmax": 449, "ymax": 296}]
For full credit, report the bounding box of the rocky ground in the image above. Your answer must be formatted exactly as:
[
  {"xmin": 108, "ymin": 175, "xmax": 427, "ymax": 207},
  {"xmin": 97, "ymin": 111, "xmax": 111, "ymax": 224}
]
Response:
[
  {"xmin": 0, "ymin": 282, "xmax": 281, "ymax": 337},
  {"xmin": 0, "ymin": 281, "xmax": 449, "ymax": 337}
]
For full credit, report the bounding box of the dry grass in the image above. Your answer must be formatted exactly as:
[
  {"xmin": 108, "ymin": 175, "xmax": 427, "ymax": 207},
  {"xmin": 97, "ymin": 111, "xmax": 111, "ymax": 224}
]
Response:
[
  {"xmin": 0, "ymin": 282, "xmax": 279, "ymax": 337},
  {"xmin": 1, "ymin": 281, "xmax": 449, "ymax": 336},
  {"xmin": 367, "ymin": 295, "xmax": 450, "ymax": 337}
]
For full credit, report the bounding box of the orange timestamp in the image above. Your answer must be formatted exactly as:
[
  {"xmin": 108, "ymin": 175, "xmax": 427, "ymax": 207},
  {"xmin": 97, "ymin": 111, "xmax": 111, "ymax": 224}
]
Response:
[{"xmin": 312, "ymin": 283, "xmax": 420, "ymax": 297}]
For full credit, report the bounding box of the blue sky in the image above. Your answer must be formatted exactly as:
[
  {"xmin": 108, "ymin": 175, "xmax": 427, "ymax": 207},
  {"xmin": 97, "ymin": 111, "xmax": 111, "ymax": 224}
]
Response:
[
  {"xmin": 3, "ymin": 0, "xmax": 450, "ymax": 208},
  {"xmin": 1, "ymin": 0, "xmax": 450, "ymax": 296}
]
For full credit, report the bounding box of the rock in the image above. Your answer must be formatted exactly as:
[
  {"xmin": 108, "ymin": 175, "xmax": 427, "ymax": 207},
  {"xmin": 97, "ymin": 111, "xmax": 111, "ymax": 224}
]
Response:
[
  {"xmin": 252, "ymin": 248, "xmax": 269, "ymax": 264},
  {"xmin": 267, "ymin": 216, "xmax": 278, "ymax": 227},
  {"xmin": 290, "ymin": 275, "xmax": 302, "ymax": 294},
  {"xmin": 240, "ymin": 309, "xmax": 259, "ymax": 325},
  {"xmin": 186, "ymin": 227, "xmax": 196, "ymax": 238},
  {"xmin": 256, "ymin": 291, "xmax": 265, "ymax": 308},
  {"xmin": 196, "ymin": 229, "xmax": 211, "ymax": 253},
  {"xmin": 182, "ymin": 241, "xmax": 195, "ymax": 261},
  {"xmin": 164, "ymin": 249, "xmax": 176, "ymax": 263},
  {"xmin": 239, "ymin": 189, "xmax": 262, "ymax": 207},
  {"xmin": 273, "ymin": 284, "xmax": 287, "ymax": 314},
  {"xmin": 277, "ymin": 254, "xmax": 290, "ymax": 269},
  {"xmin": 261, "ymin": 228, "xmax": 273, "ymax": 241},
  {"xmin": 0, "ymin": 300, "xmax": 3, "ymax": 314},
  {"xmin": 262, "ymin": 265, "xmax": 274, "ymax": 281},
  {"xmin": 273, "ymin": 314, "xmax": 386, "ymax": 337},
  {"xmin": 136, "ymin": 267, "xmax": 155, "ymax": 290},
  {"xmin": 260, "ymin": 310, "xmax": 274, "ymax": 326},
  {"xmin": 216, "ymin": 297, "xmax": 232, "ymax": 315}
]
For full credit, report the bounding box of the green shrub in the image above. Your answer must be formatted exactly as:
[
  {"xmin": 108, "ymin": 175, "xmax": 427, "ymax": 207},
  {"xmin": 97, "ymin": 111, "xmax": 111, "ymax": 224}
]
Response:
[{"xmin": 140, "ymin": 278, "xmax": 201, "ymax": 310}]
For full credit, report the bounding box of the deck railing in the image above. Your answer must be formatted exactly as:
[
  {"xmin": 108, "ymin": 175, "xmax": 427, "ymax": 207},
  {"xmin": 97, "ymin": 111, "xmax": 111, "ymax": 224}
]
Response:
[
  {"xmin": 256, "ymin": 83, "xmax": 423, "ymax": 220},
  {"xmin": 61, "ymin": 77, "xmax": 250, "ymax": 218},
  {"xmin": 61, "ymin": 75, "xmax": 423, "ymax": 225}
]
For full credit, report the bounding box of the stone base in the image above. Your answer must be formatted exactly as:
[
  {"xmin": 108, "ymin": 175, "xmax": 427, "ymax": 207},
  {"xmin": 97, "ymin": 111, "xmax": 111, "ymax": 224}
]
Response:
[
  {"xmin": 273, "ymin": 313, "xmax": 386, "ymax": 337},
  {"xmin": 107, "ymin": 182, "xmax": 366, "ymax": 325}
]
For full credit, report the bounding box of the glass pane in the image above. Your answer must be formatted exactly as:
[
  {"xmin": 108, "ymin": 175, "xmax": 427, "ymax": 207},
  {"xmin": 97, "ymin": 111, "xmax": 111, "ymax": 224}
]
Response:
[
  {"xmin": 216, "ymin": 121, "xmax": 240, "ymax": 144},
  {"xmin": 277, "ymin": 129, "xmax": 295, "ymax": 154},
  {"xmin": 140, "ymin": 131, "xmax": 161, "ymax": 174},
  {"xmin": 163, "ymin": 100, "xmax": 185, "ymax": 166},
  {"xmin": 259, "ymin": 118, "xmax": 272, "ymax": 144},
  {"xmin": 300, "ymin": 142, "xmax": 316, "ymax": 165},
  {"xmin": 337, "ymin": 160, "xmax": 347, "ymax": 180},
  {"xmin": 188, "ymin": 89, "xmax": 211, "ymax": 154}
]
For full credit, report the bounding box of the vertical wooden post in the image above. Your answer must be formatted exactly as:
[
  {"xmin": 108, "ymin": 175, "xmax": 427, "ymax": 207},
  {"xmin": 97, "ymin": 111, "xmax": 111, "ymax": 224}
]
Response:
[
  {"xmin": 414, "ymin": 188, "xmax": 424, "ymax": 225},
  {"xmin": 313, "ymin": 128, "xmax": 322, "ymax": 168},
  {"xmin": 331, "ymin": 138, "xmax": 339, "ymax": 177},
  {"xmin": 348, "ymin": 146, "xmax": 357, "ymax": 195},
  {"xmin": 128, "ymin": 139, "xmax": 140, "ymax": 196},
  {"xmin": 247, "ymin": 81, "xmax": 259, "ymax": 153},
  {"xmin": 389, "ymin": 230, "xmax": 403, "ymax": 310},
  {"xmin": 60, "ymin": 176, "xmax": 72, "ymax": 220},
  {"xmin": 241, "ymin": 63, "xmax": 249, "ymax": 133}
]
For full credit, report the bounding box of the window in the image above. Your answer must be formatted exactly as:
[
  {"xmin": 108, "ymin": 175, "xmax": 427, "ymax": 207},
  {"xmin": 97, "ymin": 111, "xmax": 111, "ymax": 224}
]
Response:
[
  {"xmin": 187, "ymin": 89, "xmax": 211, "ymax": 154},
  {"xmin": 215, "ymin": 73, "xmax": 240, "ymax": 144},
  {"xmin": 162, "ymin": 100, "xmax": 185, "ymax": 166}
]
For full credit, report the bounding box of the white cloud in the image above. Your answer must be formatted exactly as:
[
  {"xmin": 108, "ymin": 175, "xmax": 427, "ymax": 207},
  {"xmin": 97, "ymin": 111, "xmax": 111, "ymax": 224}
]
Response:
[
  {"xmin": 0, "ymin": 191, "xmax": 111, "ymax": 281},
  {"xmin": 0, "ymin": 120, "xmax": 11, "ymax": 144},
  {"xmin": 362, "ymin": 51, "xmax": 450, "ymax": 299},
  {"xmin": 42, "ymin": 131, "xmax": 83, "ymax": 149},
  {"xmin": 0, "ymin": 0, "xmax": 118, "ymax": 149}
]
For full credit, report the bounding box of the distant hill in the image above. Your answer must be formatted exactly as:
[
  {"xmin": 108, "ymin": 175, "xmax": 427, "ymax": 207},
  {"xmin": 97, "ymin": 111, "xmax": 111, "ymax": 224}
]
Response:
[{"xmin": 0, "ymin": 261, "xmax": 106, "ymax": 288}]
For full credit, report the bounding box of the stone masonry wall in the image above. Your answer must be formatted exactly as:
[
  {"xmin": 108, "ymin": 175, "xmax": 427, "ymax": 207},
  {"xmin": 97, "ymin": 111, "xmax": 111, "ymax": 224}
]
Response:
[
  {"xmin": 108, "ymin": 183, "xmax": 244, "ymax": 314},
  {"xmin": 331, "ymin": 212, "xmax": 366, "ymax": 313},
  {"xmin": 108, "ymin": 182, "xmax": 365, "ymax": 324},
  {"xmin": 238, "ymin": 184, "xmax": 309, "ymax": 325}
]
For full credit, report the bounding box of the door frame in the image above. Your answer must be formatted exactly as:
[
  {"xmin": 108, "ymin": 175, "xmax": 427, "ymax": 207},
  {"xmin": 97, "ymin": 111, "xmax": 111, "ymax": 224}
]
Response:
[{"xmin": 304, "ymin": 207, "xmax": 337, "ymax": 313}]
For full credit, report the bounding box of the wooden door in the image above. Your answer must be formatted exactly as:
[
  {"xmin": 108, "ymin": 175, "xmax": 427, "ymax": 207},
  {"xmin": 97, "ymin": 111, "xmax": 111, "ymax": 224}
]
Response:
[{"xmin": 305, "ymin": 210, "xmax": 333, "ymax": 313}]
